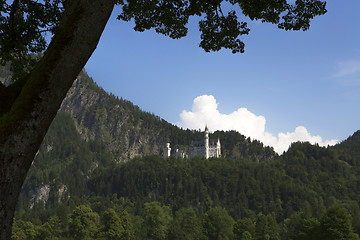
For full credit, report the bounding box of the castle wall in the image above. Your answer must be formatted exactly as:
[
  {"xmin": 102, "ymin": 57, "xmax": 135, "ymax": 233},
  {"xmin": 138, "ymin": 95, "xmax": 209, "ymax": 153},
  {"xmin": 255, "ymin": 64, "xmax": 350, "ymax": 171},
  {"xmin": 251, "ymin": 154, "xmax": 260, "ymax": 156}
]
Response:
[{"xmin": 164, "ymin": 127, "xmax": 221, "ymax": 159}]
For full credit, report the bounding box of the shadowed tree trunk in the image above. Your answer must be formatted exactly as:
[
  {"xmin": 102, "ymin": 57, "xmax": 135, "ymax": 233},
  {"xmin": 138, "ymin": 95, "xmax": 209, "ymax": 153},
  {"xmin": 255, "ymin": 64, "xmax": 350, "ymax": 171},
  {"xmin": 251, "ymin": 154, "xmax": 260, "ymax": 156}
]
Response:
[{"xmin": 0, "ymin": 1, "xmax": 115, "ymax": 239}]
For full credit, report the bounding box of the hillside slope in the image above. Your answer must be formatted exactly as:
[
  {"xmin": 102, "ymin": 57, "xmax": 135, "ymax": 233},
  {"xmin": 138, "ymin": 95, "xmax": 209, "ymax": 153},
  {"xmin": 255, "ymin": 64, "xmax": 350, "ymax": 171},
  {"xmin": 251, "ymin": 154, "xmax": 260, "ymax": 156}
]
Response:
[
  {"xmin": 59, "ymin": 70, "xmax": 276, "ymax": 161},
  {"xmin": 13, "ymin": 69, "xmax": 275, "ymax": 210},
  {"xmin": 5, "ymin": 66, "xmax": 360, "ymax": 239},
  {"xmin": 333, "ymin": 130, "xmax": 360, "ymax": 166}
]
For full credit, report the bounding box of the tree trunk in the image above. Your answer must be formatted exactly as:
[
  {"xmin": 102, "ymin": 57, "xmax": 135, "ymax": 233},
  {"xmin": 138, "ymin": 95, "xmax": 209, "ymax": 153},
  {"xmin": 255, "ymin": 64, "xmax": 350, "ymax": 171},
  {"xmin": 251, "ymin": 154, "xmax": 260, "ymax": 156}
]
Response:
[{"xmin": 0, "ymin": 1, "xmax": 115, "ymax": 239}]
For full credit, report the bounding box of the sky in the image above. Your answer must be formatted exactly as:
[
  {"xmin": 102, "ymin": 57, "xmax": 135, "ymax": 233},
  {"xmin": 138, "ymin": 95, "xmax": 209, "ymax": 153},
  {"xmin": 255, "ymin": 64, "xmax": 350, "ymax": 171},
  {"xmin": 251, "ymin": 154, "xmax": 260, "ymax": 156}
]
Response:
[{"xmin": 85, "ymin": 1, "xmax": 360, "ymax": 154}]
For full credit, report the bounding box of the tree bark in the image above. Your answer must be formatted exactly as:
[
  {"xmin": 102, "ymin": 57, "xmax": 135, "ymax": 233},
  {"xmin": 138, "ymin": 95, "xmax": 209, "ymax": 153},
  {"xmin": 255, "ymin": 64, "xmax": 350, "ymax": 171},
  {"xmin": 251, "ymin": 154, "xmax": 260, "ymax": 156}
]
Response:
[{"xmin": 0, "ymin": 1, "xmax": 115, "ymax": 239}]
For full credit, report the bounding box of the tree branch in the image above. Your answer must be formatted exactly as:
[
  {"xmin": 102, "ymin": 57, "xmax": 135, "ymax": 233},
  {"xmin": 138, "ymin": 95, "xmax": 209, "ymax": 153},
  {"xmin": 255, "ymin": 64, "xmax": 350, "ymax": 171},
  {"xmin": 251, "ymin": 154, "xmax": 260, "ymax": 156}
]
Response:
[{"xmin": 8, "ymin": 0, "xmax": 20, "ymax": 49}]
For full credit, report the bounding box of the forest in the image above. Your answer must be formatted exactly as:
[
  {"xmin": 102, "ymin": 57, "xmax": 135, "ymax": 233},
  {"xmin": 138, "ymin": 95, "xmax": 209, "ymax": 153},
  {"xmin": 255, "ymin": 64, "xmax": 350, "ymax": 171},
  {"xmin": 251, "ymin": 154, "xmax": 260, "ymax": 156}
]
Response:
[
  {"xmin": 12, "ymin": 125, "xmax": 360, "ymax": 240},
  {"xmin": 5, "ymin": 67, "xmax": 360, "ymax": 240}
]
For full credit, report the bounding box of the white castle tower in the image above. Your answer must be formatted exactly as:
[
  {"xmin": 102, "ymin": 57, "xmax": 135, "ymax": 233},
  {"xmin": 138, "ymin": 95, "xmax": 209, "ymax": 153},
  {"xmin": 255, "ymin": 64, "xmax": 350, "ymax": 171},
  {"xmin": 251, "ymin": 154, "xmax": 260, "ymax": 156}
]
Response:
[
  {"xmin": 204, "ymin": 125, "xmax": 209, "ymax": 159},
  {"xmin": 164, "ymin": 142, "xmax": 171, "ymax": 159},
  {"xmin": 216, "ymin": 138, "xmax": 221, "ymax": 158}
]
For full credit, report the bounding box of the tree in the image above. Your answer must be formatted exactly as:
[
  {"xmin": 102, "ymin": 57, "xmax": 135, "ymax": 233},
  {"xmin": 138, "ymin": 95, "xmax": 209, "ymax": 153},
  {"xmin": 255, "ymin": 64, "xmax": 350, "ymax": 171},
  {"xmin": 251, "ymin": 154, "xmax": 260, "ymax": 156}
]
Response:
[
  {"xmin": 99, "ymin": 208, "xmax": 134, "ymax": 240},
  {"xmin": 203, "ymin": 207, "xmax": 235, "ymax": 240},
  {"xmin": 142, "ymin": 201, "xmax": 172, "ymax": 240},
  {"xmin": 36, "ymin": 216, "xmax": 62, "ymax": 240},
  {"xmin": 295, "ymin": 218, "xmax": 321, "ymax": 240},
  {"xmin": 10, "ymin": 219, "xmax": 36, "ymax": 240},
  {"xmin": 254, "ymin": 213, "xmax": 279, "ymax": 240},
  {"xmin": 99, "ymin": 208, "xmax": 124, "ymax": 240},
  {"xmin": 68, "ymin": 204, "xmax": 99, "ymax": 240},
  {"xmin": 168, "ymin": 207, "xmax": 203, "ymax": 240},
  {"xmin": 117, "ymin": 210, "xmax": 135, "ymax": 240},
  {"xmin": 0, "ymin": 1, "xmax": 327, "ymax": 239},
  {"xmin": 319, "ymin": 205, "xmax": 355, "ymax": 240},
  {"xmin": 280, "ymin": 212, "xmax": 305, "ymax": 240},
  {"xmin": 234, "ymin": 218, "xmax": 255, "ymax": 240}
]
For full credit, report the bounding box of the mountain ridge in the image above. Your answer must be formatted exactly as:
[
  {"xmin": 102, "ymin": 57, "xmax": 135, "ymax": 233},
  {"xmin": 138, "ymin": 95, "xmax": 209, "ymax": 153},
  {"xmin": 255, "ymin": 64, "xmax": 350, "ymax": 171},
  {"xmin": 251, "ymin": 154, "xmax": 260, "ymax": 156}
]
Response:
[
  {"xmin": 15, "ymin": 69, "xmax": 276, "ymax": 210},
  {"xmin": 58, "ymin": 70, "xmax": 276, "ymax": 162},
  {"xmin": 2, "ymin": 66, "xmax": 359, "ymax": 217}
]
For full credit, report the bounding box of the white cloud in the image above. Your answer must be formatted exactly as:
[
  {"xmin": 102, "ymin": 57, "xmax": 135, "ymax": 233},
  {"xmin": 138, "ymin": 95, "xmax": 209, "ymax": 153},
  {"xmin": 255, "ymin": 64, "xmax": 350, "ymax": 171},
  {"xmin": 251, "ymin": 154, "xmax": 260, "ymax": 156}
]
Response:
[
  {"xmin": 333, "ymin": 60, "xmax": 360, "ymax": 78},
  {"xmin": 177, "ymin": 95, "xmax": 338, "ymax": 154}
]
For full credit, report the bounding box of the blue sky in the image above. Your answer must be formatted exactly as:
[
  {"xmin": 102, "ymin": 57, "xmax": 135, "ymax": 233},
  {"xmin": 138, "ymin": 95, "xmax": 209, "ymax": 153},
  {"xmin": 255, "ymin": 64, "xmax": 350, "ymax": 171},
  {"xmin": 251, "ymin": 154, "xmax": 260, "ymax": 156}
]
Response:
[{"xmin": 85, "ymin": 1, "xmax": 360, "ymax": 153}]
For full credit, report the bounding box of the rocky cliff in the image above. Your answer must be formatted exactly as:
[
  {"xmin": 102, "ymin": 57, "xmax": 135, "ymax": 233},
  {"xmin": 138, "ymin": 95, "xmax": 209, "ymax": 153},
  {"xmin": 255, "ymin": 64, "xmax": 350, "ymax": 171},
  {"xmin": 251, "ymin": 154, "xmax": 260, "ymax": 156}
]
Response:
[{"xmin": 59, "ymin": 70, "xmax": 168, "ymax": 162}]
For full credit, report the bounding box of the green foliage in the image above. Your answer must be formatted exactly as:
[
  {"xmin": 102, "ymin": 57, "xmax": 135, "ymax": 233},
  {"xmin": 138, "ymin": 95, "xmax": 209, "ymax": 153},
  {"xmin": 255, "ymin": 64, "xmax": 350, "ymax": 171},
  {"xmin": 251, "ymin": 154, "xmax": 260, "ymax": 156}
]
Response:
[
  {"xmin": 203, "ymin": 207, "xmax": 234, "ymax": 240},
  {"xmin": 241, "ymin": 231, "xmax": 252, "ymax": 240},
  {"xmin": 296, "ymin": 218, "xmax": 321, "ymax": 240},
  {"xmin": 13, "ymin": 130, "xmax": 360, "ymax": 240},
  {"xmin": 234, "ymin": 218, "xmax": 255, "ymax": 240},
  {"xmin": 99, "ymin": 208, "xmax": 124, "ymax": 240},
  {"xmin": 254, "ymin": 213, "xmax": 279, "ymax": 240},
  {"xmin": 1, "ymin": 0, "xmax": 327, "ymax": 82},
  {"xmin": 280, "ymin": 212, "xmax": 305, "ymax": 240},
  {"xmin": 0, "ymin": 1, "xmax": 62, "ymax": 80},
  {"xmin": 98, "ymin": 208, "xmax": 134, "ymax": 240},
  {"xmin": 68, "ymin": 205, "xmax": 99, "ymax": 240},
  {"xmin": 119, "ymin": 210, "xmax": 135, "ymax": 240},
  {"xmin": 214, "ymin": 130, "xmax": 276, "ymax": 161},
  {"xmin": 143, "ymin": 201, "xmax": 172, "ymax": 240},
  {"xmin": 11, "ymin": 219, "xmax": 36, "ymax": 240},
  {"xmin": 119, "ymin": 0, "xmax": 327, "ymax": 54},
  {"xmin": 320, "ymin": 205, "xmax": 354, "ymax": 240},
  {"xmin": 36, "ymin": 216, "xmax": 61, "ymax": 240},
  {"xmin": 168, "ymin": 208, "xmax": 203, "ymax": 240},
  {"xmin": 335, "ymin": 131, "xmax": 360, "ymax": 166},
  {"xmin": 19, "ymin": 111, "xmax": 115, "ymax": 209},
  {"xmin": 12, "ymin": 200, "xmax": 360, "ymax": 240}
]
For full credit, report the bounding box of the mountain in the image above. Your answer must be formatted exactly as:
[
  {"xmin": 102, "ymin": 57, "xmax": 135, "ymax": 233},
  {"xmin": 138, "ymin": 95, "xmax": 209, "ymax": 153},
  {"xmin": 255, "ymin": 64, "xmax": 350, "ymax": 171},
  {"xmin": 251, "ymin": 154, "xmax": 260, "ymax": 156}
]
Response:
[
  {"xmin": 59, "ymin": 70, "xmax": 167, "ymax": 161},
  {"xmin": 8, "ymin": 69, "xmax": 275, "ymax": 210},
  {"xmin": 4, "ymin": 66, "xmax": 360, "ymax": 239},
  {"xmin": 58, "ymin": 70, "xmax": 276, "ymax": 161}
]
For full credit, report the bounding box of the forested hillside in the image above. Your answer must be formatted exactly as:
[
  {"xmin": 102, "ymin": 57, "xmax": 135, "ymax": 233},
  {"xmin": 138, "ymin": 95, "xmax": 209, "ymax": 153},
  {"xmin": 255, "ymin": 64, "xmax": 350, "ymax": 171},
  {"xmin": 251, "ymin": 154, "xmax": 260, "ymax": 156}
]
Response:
[
  {"xmin": 3, "ymin": 67, "xmax": 360, "ymax": 239},
  {"xmin": 9, "ymin": 68, "xmax": 275, "ymax": 212},
  {"xmin": 14, "ymin": 138, "xmax": 360, "ymax": 240},
  {"xmin": 58, "ymin": 70, "xmax": 274, "ymax": 162}
]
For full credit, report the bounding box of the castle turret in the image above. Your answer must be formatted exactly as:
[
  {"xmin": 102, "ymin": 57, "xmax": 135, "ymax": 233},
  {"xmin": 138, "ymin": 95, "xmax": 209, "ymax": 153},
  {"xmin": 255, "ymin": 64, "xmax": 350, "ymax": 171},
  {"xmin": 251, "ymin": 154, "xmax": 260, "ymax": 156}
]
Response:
[
  {"xmin": 204, "ymin": 126, "xmax": 209, "ymax": 159},
  {"xmin": 164, "ymin": 143, "xmax": 171, "ymax": 159},
  {"xmin": 216, "ymin": 138, "xmax": 221, "ymax": 158}
]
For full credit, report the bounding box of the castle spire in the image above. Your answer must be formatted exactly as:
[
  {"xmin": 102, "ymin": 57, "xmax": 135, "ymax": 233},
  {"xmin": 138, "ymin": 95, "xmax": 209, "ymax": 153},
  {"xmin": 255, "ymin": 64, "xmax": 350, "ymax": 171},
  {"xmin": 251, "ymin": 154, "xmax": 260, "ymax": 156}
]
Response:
[
  {"xmin": 204, "ymin": 125, "xmax": 209, "ymax": 159},
  {"xmin": 164, "ymin": 142, "xmax": 171, "ymax": 159}
]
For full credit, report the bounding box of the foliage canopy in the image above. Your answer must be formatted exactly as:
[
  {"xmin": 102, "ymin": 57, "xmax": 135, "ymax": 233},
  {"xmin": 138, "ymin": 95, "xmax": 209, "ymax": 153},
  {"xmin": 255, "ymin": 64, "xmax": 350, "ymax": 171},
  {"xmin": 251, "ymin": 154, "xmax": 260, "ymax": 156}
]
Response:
[{"xmin": 1, "ymin": 0, "xmax": 327, "ymax": 80}]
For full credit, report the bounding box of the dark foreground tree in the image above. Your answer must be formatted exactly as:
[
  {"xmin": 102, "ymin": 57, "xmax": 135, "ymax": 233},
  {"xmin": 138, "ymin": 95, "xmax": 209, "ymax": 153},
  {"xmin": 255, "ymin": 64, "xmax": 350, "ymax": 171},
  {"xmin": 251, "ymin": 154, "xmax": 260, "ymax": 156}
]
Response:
[
  {"xmin": 0, "ymin": 0, "xmax": 326, "ymax": 239},
  {"xmin": 320, "ymin": 205, "xmax": 356, "ymax": 240}
]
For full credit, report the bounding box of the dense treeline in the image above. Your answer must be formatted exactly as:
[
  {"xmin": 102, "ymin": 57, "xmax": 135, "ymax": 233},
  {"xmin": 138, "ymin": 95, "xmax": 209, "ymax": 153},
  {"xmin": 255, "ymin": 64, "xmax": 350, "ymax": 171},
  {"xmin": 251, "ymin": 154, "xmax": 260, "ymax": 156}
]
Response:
[
  {"xmin": 334, "ymin": 130, "xmax": 360, "ymax": 166},
  {"xmin": 87, "ymin": 148, "xmax": 360, "ymax": 226},
  {"xmin": 15, "ymin": 136, "xmax": 360, "ymax": 239},
  {"xmin": 12, "ymin": 201, "xmax": 360, "ymax": 240}
]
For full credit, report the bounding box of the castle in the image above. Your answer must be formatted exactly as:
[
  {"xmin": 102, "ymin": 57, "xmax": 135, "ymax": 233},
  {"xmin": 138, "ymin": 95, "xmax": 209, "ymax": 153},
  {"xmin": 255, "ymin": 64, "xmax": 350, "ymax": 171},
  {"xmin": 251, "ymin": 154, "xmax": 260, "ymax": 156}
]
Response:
[{"xmin": 164, "ymin": 126, "xmax": 221, "ymax": 159}]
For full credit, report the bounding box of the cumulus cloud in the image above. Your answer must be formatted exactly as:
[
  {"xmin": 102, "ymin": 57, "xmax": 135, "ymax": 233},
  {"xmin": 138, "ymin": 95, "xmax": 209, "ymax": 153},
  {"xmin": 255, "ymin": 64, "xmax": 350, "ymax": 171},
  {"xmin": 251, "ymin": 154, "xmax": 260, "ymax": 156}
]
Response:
[{"xmin": 177, "ymin": 95, "xmax": 338, "ymax": 154}]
